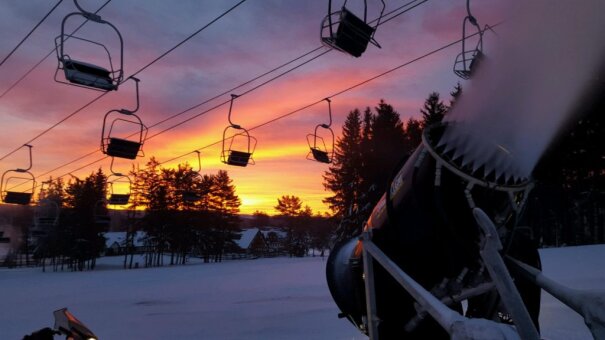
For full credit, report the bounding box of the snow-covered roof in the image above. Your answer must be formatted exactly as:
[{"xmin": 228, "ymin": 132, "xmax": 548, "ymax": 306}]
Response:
[
  {"xmin": 104, "ymin": 231, "xmax": 146, "ymax": 248},
  {"xmin": 236, "ymin": 228, "xmax": 261, "ymax": 249}
]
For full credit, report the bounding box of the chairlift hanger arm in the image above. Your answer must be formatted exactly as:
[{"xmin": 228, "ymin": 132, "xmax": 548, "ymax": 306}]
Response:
[
  {"xmin": 16, "ymin": 144, "xmax": 34, "ymax": 172},
  {"xmin": 73, "ymin": 0, "xmax": 102, "ymax": 22},
  {"xmin": 227, "ymin": 94, "xmax": 240, "ymax": 128},
  {"xmin": 59, "ymin": 9, "xmax": 124, "ymax": 79},
  {"xmin": 323, "ymin": 98, "xmax": 333, "ymax": 128},
  {"xmin": 193, "ymin": 150, "xmax": 201, "ymax": 173},
  {"xmin": 118, "ymin": 77, "xmax": 141, "ymax": 115}
]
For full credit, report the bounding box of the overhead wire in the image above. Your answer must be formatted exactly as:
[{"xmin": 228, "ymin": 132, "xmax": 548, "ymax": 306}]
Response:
[
  {"xmin": 0, "ymin": 0, "xmax": 64, "ymax": 68},
  {"xmin": 0, "ymin": 0, "xmax": 112, "ymax": 100},
  {"xmin": 0, "ymin": 0, "xmax": 248, "ymax": 163},
  {"xmin": 7, "ymin": 0, "xmax": 431, "ymax": 192},
  {"xmin": 26, "ymin": 0, "xmax": 427, "ymax": 183},
  {"xmin": 156, "ymin": 24, "xmax": 500, "ymax": 167}
]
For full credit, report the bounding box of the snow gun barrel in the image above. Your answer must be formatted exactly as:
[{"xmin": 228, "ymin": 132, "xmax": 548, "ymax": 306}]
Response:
[{"xmin": 326, "ymin": 122, "xmax": 540, "ymax": 339}]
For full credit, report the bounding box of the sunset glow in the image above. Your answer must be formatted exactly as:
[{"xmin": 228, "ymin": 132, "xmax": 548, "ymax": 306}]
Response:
[{"xmin": 0, "ymin": 0, "xmax": 505, "ymax": 215}]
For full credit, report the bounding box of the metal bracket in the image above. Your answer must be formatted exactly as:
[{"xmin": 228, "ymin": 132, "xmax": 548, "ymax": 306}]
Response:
[
  {"xmin": 508, "ymin": 257, "xmax": 605, "ymax": 339},
  {"xmin": 360, "ymin": 231, "xmax": 522, "ymax": 340},
  {"xmin": 473, "ymin": 208, "xmax": 540, "ymax": 340}
]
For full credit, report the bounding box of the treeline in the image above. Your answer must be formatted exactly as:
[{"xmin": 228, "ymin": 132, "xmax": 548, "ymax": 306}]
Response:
[
  {"xmin": 529, "ymin": 83, "xmax": 605, "ymax": 247},
  {"xmin": 324, "ymin": 87, "xmax": 605, "ymax": 248},
  {"xmin": 324, "ymin": 89, "xmax": 458, "ymax": 240}
]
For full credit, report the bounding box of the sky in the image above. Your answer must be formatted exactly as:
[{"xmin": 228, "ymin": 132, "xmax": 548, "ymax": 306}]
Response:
[{"xmin": 0, "ymin": 0, "xmax": 506, "ymax": 215}]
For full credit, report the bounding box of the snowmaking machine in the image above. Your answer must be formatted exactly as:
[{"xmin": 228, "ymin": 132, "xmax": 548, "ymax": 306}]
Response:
[{"xmin": 327, "ymin": 121, "xmax": 605, "ymax": 339}]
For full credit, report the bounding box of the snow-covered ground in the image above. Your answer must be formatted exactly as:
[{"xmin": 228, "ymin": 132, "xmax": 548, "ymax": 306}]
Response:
[{"xmin": 1, "ymin": 245, "xmax": 604, "ymax": 339}]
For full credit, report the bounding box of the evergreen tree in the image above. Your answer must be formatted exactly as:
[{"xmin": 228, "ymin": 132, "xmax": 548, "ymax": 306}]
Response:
[
  {"xmin": 275, "ymin": 195, "xmax": 303, "ymax": 216},
  {"xmin": 323, "ymin": 109, "xmax": 363, "ymax": 217},
  {"xmin": 420, "ymin": 92, "xmax": 448, "ymax": 127},
  {"xmin": 405, "ymin": 117, "xmax": 423, "ymax": 151},
  {"xmin": 363, "ymin": 100, "xmax": 407, "ymax": 206}
]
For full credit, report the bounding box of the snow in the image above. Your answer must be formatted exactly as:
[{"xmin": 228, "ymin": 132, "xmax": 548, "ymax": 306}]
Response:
[
  {"xmin": 103, "ymin": 231, "xmax": 147, "ymax": 248},
  {"xmin": 235, "ymin": 228, "xmax": 261, "ymax": 249},
  {"xmin": 1, "ymin": 245, "xmax": 604, "ymax": 339}
]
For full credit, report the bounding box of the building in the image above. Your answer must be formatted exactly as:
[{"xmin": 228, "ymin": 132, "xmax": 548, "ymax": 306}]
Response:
[
  {"xmin": 103, "ymin": 231, "xmax": 147, "ymax": 255},
  {"xmin": 235, "ymin": 228, "xmax": 267, "ymax": 257}
]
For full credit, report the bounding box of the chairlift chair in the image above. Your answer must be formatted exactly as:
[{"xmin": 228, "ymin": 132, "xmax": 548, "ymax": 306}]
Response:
[
  {"xmin": 107, "ymin": 172, "xmax": 131, "ymax": 206},
  {"xmin": 307, "ymin": 98, "xmax": 335, "ymax": 164},
  {"xmin": 221, "ymin": 94, "xmax": 257, "ymax": 167},
  {"xmin": 101, "ymin": 77, "xmax": 147, "ymax": 160},
  {"xmin": 180, "ymin": 151, "xmax": 202, "ymax": 202},
  {"xmin": 453, "ymin": 0, "xmax": 485, "ymax": 79},
  {"xmin": 34, "ymin": 199, "xmax": 60, "ymax": 228},
  {"xmin": 94, "ymin": 200, "xmax": 111, "ymax": 226},
  {"xmin": 321, "ymin": 0, "xmax": 385, "ymax": 57},
  {"xmin": 55, "ymin": 0, "xmax": 124, "ymax": 91},
  {"xmin": 32, "ymin": 199, "xmax": 60, "ymax": 238},
  {"xmin": 1, "ymin": 145, "xmax": 35, "ymax": 205}
]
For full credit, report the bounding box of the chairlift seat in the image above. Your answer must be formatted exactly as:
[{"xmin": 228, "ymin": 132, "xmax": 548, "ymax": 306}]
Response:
[
  {"xmin": 227, "ymin": 150, "xmax": 252, "ymax": 167},
  {"xmin": 106, "ymin": 138, "xmax": 141, "ymax": 160},
  {"xmin": 310, "ymin": 148, "xmax": 331, "ymax": 164},
  {"xmin": 182, "ymin": 191, "xmax": 200, "ymax": 202},
  {"xmin": 330, "ymin": 8, "xmax": 375, "ymax": 58},
  {"xmin": 3, "ymin": 191, "xmax": 32, "ymax": 205},
  {"xmin": 63, "ymin": 59, "xmax": 116, "ymax": 91},
  {"xmin": 454, "ymin": 49, "xmax": 484, "ymax": 80},
  {"xmin": 108, "ymin": 194, "xmax": 130, "ymax": 205}
]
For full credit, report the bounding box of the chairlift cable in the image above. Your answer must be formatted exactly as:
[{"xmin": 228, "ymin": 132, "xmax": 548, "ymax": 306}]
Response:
[
  {"xmin": 17, "ymin": 0, "xmax": 429, "ymax": 184},
  {"xmin": 158, "ymin": 24, "xmax": 498, "ymax": 167},
  {"xmin": 33, "ymin": 46, "xmax": 327, "ymax": 179},
  {"xmin": 0, "ymin": 0, "xmax": 248, "ymax": 163},
  {"xmin": 130, "ymin": 0, "xmax": 248, "ymax": 78},
  {"xmin": 0, "ymin": 0, "xmax": 65, "ymax": 68},
  {"xmin": 0, "ymin": 0, "xmax": 112, "ymax": 100}
]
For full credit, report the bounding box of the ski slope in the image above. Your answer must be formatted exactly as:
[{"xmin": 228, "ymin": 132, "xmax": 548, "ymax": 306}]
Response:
[{"xmin": 1, "ymin": 245, "xmax": 603, "ymax": 339}]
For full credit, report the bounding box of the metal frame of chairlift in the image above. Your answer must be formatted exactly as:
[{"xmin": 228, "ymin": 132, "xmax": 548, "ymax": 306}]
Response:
[
  {"xmin": 55, "ymin": 0, "xmax": 124, "ymax": 91},
  {"xmin": 94, "ymin": 199, "xmax": 111, "ymax": 226},
  {"xmin": 101, "ymin": 77, "xmax": 147, "ymax": 160},
  {"xmin": 453, "ymin": 0, "xmax": 485, "ymax": 80},
  {"xmin": 106, "ymin": 159, "xmax": 131, "ymax": 206},
  {"xmin": 181, "ymin": 151, "xmax": 202, "ymax": 203},
  {"xmin": 221, "ymin": 94, "xmax": 257, "ymax": 167},
  {"xmin": 321, "ymin": 0, "xmax": 385, "ymax": 57},
  {"xmin": 307, "ymin": 98, "xmax": 335, "ymax": 164},
  {"xmin": 32, "ymin": 198, "xmax": 60, "ymax": 239},
  {"xmin": 1, "ymin": 144, "xmax": 35, "ymax": 205}
]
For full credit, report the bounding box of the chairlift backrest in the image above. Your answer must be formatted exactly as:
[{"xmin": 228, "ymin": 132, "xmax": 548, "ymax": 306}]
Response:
[
  {"xmin": 34, "ymin": 199, "xmax": 60, "ymax": 227},
  {"xmin": 321, "ymin": 0, "xmax": 385, "ymax": 57},
  {"xmin": 101, "ymin": 78, "xmax": 147, "ymax": 160},
  {"xmin": 1, "ymin": 145, "xmax": 35, "ymax": 205},
  {"xmin": 180, "ymin": 151, "xmax": 202, "ymax": 202},
  {"xmin": 453, "ymin": 0, "xmax": 485, "ymax": 79},
  {"xmin": 307, "ymin": 98, "xmax": 335, "ymax": 164},
  {"xmin": 55, "ymin": 1, "xmax": 124, "ymax": 91},
  {"xmin": 221, "ymin": 95, "xmax": 257, "ymax": 167},
  {"xmin": 107, "ymin": 173, "xmax": 131, "ymax": 206}
]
